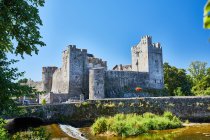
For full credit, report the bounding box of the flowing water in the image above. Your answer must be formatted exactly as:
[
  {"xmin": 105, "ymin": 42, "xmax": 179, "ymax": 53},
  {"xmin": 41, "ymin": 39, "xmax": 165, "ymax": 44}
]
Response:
[{"xmin": 43, "ymin": 123, "xmax": 210, "ymax": 140}]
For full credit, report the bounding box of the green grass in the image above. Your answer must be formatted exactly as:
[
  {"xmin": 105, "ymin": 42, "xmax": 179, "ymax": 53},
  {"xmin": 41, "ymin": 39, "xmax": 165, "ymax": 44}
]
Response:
[{"xmin": 91, "ymin": 111, "xmax": 182, "ymax": 137}]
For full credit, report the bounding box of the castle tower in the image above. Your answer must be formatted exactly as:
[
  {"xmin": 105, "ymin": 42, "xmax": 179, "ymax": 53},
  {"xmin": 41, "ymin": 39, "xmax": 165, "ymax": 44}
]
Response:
[
  {"xmin": 131, "ymin": 35, "xmax": 164, "ymax": 89},
  {"xmin": 89, "ymin": 67, "xmax": 105, "ymax": 99},
  {"xmin": 42, "ymin": 67, "xmax": 58, "ymax": 92},
  {"xmin": 68, "ymin": 45, "xmax": 88, "ymax": 98}
]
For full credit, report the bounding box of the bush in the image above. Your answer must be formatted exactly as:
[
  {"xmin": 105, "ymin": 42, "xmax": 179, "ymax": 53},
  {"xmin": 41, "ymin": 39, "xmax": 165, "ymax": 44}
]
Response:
[
  {"xmin": 41, "ymin": 99, "xmax": 46, "ymax": 105},
  {"xmin": 91, "ymin": 117, "xmax": 107, "ymax": 135},
  {"xmin": 12, "ymin": 127, "xmax": 50, "ymax": 140},
  {"xmin": 0, "ymin": 118, "xmax": 9, "ymax": 139},
  {"xmin": 91, "ymin": 112, "xmax": 182, "ymax": 137}
]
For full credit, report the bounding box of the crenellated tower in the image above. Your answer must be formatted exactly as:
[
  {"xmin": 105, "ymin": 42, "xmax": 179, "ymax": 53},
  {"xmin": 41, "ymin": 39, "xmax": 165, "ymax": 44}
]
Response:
[
  {"xmin": 68, "ymin": 45, "xmax": 88, "ymax": 98},
  {"xmin": 131, "ymin": 35, "xmax": 164, "ymax": 89}
]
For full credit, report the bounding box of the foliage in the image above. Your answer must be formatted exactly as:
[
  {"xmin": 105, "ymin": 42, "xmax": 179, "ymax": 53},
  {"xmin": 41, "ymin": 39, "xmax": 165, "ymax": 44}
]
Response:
[
  {"xmin": 91, "ymin": 112, "xmax": 182, "ymax": 137},
  {"xmin": 18, "ymin": 78, "xmax": 28, "ymax": 84},
  {"xmin": 12, "ymin": 127, "xmax": 50, "ymax": 140},
  {"xmin": 188, "ymin": 61, "xmax": 207, "ymax": 84},
  {"xmin": 0, "ymin": 117, "xmax": 50, "ymax": 140},
  {"xmin": 0, "ymin": 0, "xmax": 45, "ymax": 56},
  {"xmin": 0, "ymin": 118, "xmax": 9, "ymax": 139},
  {"xmin": 103, "ymin": 103, "xmax": 115, "ymax": 108},
  {"xmin": 0, "ymin": 51, "xmax": 40, "ymax": 117},
  {"xmin": 41, "ymin": 99, "xmax": 46, "ymax": 105},
  {"xmin": 204, "ymin": 0, "xmax": 210, "ymax": 29},
  {"xmin": 81, "ymin": 101, "xmax": 90, "ymax": 106},
  {"xmin": 187, "ymin": 62, "xmax": 210, "ymax": 96},
  {"xmin": 191, "ymin": 70, "xmax": 210, "ymax": 95},
  {"xmin": 163, "ymin": 63, "xmax": 193, "ymax": 96},
  {"xmin": 173, "ymin": 87, "xmax": 184, "ymax": 96}
]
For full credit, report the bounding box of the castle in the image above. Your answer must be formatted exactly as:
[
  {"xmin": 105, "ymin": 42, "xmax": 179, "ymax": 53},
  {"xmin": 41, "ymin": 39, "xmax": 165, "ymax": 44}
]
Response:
[{"xmin": 38, "ymin": 35, "xmax": 164, "ymax": 103}]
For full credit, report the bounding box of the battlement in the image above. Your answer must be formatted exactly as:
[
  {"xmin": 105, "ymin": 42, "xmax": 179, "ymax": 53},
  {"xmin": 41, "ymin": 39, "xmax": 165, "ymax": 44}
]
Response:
[
  {"xmin": 140, "ymin": 35, "xmax": 152, "ymax": 46},
  {"xmin": 88, "ymin": 57, "xmax": 107, "ymax": 70},
  {"xmin": 150, "ymin": 42, "xmax": 162, "ymax": 51},
  {"xmin": 42, "ymin": 67, "xmax": 58, "ymax": 73},
  {"xmin": 68, "ymin": 45, "xmax": 87, "ymax": 53},
  {"xmin": 141, "ymin": 35, "xmax": 152, "ymax": 39}
]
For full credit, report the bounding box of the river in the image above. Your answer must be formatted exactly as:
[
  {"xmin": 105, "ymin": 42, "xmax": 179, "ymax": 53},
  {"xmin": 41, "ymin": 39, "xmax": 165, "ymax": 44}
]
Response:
[{"xmin": 42, "ymin": 123, "xmax": 210, "ymax": 140}]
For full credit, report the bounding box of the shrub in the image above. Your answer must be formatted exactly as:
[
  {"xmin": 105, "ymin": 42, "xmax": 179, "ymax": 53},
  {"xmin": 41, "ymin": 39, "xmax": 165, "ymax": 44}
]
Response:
[
  {"xmin": 12, "ymin": 127, "xmax": 50, "ymax": 140},
  {"xmin": 91, "ymin": 112, "xmax": 182, "ymax": 137},
  {"xmin": 0, "ymin": 118, "xmax": 9, "ymax": 139},
  {"xmin": 103, "ymin": 103, "xmax": 115, "ymax": 108},
  {"xmin": 91, "ymin": 117, "xmax": 107, "ymax": 135},
  {"xmin": 41, "ymin": 99, "xmax": 46, "ymax": 105},
  {"xmin": 81, "ymin": 101, "xmax": 90, "ymax": 106}
]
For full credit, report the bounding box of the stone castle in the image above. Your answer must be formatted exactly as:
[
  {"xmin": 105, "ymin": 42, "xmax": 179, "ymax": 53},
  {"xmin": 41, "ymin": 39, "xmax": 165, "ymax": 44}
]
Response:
[{"xmin": 37, "ymin": 35, "xmax": 164, "ymax": 103}]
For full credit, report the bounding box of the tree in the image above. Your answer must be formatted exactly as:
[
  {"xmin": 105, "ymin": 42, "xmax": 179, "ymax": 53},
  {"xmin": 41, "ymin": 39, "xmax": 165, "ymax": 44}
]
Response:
[
  {"xmin": 191, "ymin": 67, "xmax": 210, "ymax": 95},
  {"xmin": 204, "ymin": 0, "xmax": 210, "ymax": 29},
  {"xmin": 0, "ymin": 0, "xmax": 45, "ymax": 116},
  {"xmin": 164, "ymin": 63, "xmax": 192, "ymax": 96},
  {"xmin": 0, "ymin": 51, "xmax": 38, "ymax": 116},
  {"xmin": 188, "ymin": 61, "xmax": 207, "ymax": 84},
  {"xmin": 0, "ymin": 0, "xmax": 45, "ymax": 56}
]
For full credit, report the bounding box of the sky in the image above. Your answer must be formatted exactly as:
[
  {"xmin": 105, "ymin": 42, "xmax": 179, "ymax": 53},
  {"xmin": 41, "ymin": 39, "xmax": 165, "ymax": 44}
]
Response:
[{"xmin": 9, "ymin": 0, "xmax": 210, "ymax": 81}]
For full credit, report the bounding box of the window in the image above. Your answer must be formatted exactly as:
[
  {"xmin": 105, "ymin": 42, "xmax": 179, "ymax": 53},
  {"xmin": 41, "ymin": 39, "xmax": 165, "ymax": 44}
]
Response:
[{"xmin": 136, "ymin": 52, "xmax": 139, "ymax": 57}]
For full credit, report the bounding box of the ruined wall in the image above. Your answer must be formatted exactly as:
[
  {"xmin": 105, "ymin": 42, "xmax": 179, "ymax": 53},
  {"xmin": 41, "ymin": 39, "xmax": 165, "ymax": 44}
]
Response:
[
  {"xmin": 42, "ymin": 67, "xmax": 58, "ymax": 92},
  {"xmin": 17, "ymin": 97, "xmax": 210, "ymax": 123},
  {"xmin": 88, "ymin": 57, "xmax": 107, "ymax": 70},
  {"xmin": 51, "ymin": 48, "xmax": 70, "ymax": 93},
  {"xmin": 105, "ymin": 70, "xmax": 149, "ymax": 97},
  {"xmin": 89, "ymin": 68, "xmax": 105, "ymax": 100},
  {"xmin": 113, "ymin": 64, "xmax": 132, "ymax": 71}
]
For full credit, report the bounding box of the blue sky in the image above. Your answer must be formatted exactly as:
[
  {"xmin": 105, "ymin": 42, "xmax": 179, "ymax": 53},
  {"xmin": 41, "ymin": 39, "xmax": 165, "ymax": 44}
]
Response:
[{"xmin": 9, "ymin": 0, "xmax": 210, "ymax": 81}]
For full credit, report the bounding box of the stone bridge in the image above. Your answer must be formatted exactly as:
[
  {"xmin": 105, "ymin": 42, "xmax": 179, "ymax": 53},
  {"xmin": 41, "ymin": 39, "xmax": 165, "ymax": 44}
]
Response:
[{"xmin": 14, "ymin": 97, "xmax": 210, "ymax": 124}]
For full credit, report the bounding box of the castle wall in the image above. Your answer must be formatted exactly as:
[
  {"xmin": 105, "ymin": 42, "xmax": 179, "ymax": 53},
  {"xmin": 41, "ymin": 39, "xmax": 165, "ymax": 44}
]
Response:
[
  {"xmin": 113, "ymin": 64, "xmax": 132, "ymax": 71},
  {"xmin": 51, "ymin": 48, "xmax": 70, "ymax": 93},
  {"xmin": 17, "ymin": 97, "xmax": 210, "ymax": 123},
  {"xmin": 89, "ymin": 68, "xmax": 105, "ymax": 100},
  {"xmin": 105, "ymin": 70, "xmax": 149, "ymax": 97}
]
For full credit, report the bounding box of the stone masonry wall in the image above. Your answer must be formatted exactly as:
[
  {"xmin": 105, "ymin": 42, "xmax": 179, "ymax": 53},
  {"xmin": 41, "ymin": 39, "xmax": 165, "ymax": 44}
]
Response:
[
  {"xmin": 69, "ymin": 46, "xmax": 88, "ymax": 98},
  {"xmin": 105, "ymin": 71, "xmax": 149, "ymax": 98},
  {"xmin": 51, "ymin": 48, "xmax": 70, "ymax": 93},
  {"xmin": 89, "ymin": 68, "xmax": 105, "ymax": 100},
  {"xmin": 17, "ymin": 97, "xmax": 210, "ymax": 123},
  {"xmin": 148, "ymin": 43, "xmax": 164, "ymax": 89}
]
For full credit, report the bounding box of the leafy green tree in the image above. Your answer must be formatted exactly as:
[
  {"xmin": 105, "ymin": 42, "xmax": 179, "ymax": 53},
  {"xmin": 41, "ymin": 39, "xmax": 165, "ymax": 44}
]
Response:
[
  {"xmin": 0, "ymin": 51, "xmax": 38, "ymax": 116},
  {"xmin": 0, "ymin": 0, "xmax": 45, "ymax": 116},
  {"xmin": 0, "ymin": 0, "xmax": 45, "ymax": 56},
  {"xmin": 164, "ymin": 63, "xmax": 192, "ymax": 96},
  {"xmin": 188, "ymin": 61, "xmax": 207, "ymax": 84},
  {"xmin": 204, "ymin": 0, "xmax": 210, "ymax": 29},
  {"xmin": 18, "ymin": 78, "xmax": 28, "ymax": 84},
  {"xmin": 191, "ymin": 67, "xmax": 210, "ymax": 95}
]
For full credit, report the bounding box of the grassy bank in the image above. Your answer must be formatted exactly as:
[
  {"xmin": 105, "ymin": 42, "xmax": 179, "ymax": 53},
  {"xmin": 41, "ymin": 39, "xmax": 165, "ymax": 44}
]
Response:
[{"xmin": 91, "ymin": 112, "xmax": 182, "ymax": 137}]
